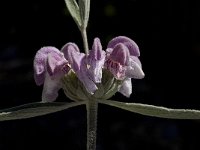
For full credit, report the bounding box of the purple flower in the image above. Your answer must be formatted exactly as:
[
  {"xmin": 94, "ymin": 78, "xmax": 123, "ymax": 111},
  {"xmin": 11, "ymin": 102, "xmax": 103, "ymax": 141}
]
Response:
[
  {"xmin": 105, "ymin": 43, "xmax": 130, "ymax": 80},
  {"xmin": 86, "ymin": 38, "xmax": 105, "ymax": 83},
  {"xmin": 105, "ymin": 36, "xmax": 145, "ymax": 97},
  {"xmin": 34, "ymin": 47, "xmax": 70, "ymax": 102},
  {"xmin": 61, "ymin": 42, "xmax": 99, "ymax": 94},
  {"xmin": 118, "ymin": 78, "xmax": 132, "ymax": 97}
]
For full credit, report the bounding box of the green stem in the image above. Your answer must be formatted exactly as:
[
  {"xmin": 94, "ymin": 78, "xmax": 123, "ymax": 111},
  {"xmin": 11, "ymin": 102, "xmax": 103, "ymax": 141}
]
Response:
[
  {"xmin": 81, "ymin": 28, "xmax": 89, "ymax": 55},
  {"xmin": 98, "ymin": 100, "xmax": 200, "ymax": 119},
  {"xmin": 86, "ymin": 100, "xmax": 98, "ymax": 150}
]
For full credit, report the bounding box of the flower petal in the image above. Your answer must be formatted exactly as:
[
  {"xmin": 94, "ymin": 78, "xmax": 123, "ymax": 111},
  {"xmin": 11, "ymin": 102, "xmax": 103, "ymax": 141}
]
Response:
[
  {"xmin": 77, "ymin": 71, "xmax": 98, "ymax": 94},
  {"xmin": 107, "ymin": 36, "xmax": 140, "ymax": 56},
  {"xmin": 46, "ymin": 52, "xmax": 69, "ymax": 77},
  {"xmin": 87, "ymin": 38, "xmax": 105, "ymax": 83},
  {"xmin": 61, "ymin": 42, "xmax": 80, "ymax": 57},
  {"xmin": 109, "ymin": 43, "xmax": 130, "ymax": 65},
  {"xmin": 42, "ymin": 73, "xmax": 62, "ymax": 102},
  {"xmin": 119, "ymin": 78, "xmax": 132, "ymax": 97},
  {"xmin": 34, "ymin": 47, "xmax": 61, "ymax": 85},
  {"xmin": 105, "ymin": 48, "xmax": 113, "ymax": 56},
  {"xmin": 130, "ymin": 56, "xmax": 142, "ymax": 67},
  {"xmin": 61, "ymin": 43, "xmax": 85, "ymax": 72},
  {"xmin": 126, "ymin": 56, "xmax": 145, "ymax": 79},
  {"xmin": 90, "ymin": 38, "xmax": 104, "ymax": 60},
  {"xmin": 77, "ymin": 58, "xmax": 98, "ymax": 94},
  {"xmin": 105, "ymin": 44, "xmax": 130, "ymax": 80},
  {"xmin": 62, "ymin": 42, "xmax": 97, "ymax": 94}
]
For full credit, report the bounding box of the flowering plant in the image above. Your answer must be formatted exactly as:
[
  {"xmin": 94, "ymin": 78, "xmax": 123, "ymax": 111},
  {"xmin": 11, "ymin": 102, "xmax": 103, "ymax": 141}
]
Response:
[{"xmin": 1, "ymin": 0, "xmax": 200, "ymax": 150}]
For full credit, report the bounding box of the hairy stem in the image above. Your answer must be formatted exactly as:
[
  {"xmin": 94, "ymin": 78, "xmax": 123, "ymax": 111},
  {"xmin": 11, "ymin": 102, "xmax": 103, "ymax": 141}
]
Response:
[
  {"xmin": 81, "ymin": 28, "xmax": 89, "ymax": 55},
  {"xmin": 86, "ymin": 100, "xmax": 98, "ymax": 150}
]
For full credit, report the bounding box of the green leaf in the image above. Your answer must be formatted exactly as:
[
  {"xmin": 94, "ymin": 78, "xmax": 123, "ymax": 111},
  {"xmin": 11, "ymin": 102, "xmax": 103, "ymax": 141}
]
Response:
[
  {"xmin": 0, "ymin": 101, "xmax": 85, "ymax": 121},
  {"xmin": 64, "ymin": 0, "xmax": 82, "ymax": 28},
  {"xmin": 79, "ymin": 0, "xmax": 90, "ymax": 28},
  {"xmin": 98, "ymin": 100, "xmax": 200, "ymax": 119}
]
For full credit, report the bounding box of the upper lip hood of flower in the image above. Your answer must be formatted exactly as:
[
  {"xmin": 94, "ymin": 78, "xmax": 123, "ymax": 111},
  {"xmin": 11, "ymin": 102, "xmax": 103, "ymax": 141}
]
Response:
[
  {"xmin": 34, "ymin": 47, "xmax": 70, "ymax": 85},
  {"xmin": 89, "ymin": 38, "xmax": 105, "ymax": 61},
  {"xmin": 105, "ymin": 43, "xmax": 130, "ymax": 80},
  {"xmin": 107, "ymin": 36, "xmax": 140, "ymax": 57},
  {"xmin": 61, "ymin": 43, "xmax": 85, "ymax": 72},
  {"xmin": 109, "ymin": 43, "xmax": 130, "ymax": 66},
  {"xmin": 87, "ymin": 38, "xmax": 105, "ymax": 83}
]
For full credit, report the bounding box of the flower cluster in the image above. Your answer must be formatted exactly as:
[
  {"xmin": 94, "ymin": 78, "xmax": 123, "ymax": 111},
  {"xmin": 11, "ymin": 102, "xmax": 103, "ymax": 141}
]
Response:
[{"xmin": 34, "ymin": 36, "xmax": 144, "ymax": 102}]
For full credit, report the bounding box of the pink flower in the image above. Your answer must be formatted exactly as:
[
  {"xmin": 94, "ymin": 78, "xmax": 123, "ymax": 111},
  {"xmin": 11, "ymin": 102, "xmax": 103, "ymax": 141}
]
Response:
[
  {"xmin": 61, "ymin": 43, "xmax": 96, "ymax": 94},
  {"xmin": 86, "ymin": 38, "xmax": 105, "ymax": 83},
  {"xmin": 105, "ymin": 36, "xmax": 145, "ymax": 97},
  {"xmin": 34, "ymin": 47, "xmax": 70, "ymax": 102}
]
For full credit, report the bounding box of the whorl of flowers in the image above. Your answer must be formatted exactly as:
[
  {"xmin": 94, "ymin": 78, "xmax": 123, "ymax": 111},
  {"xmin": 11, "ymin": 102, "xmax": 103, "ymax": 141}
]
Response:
[{"xmin": 34, "ymin": 36, "xmax": 145, "ymax": 102}]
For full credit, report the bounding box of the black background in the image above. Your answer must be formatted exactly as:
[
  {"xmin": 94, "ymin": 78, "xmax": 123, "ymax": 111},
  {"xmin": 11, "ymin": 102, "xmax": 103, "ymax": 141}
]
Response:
[{"xmin": 1, "ymin": 0, "xmax": 200, "ymax": 149}]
